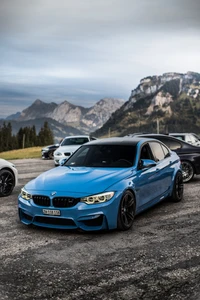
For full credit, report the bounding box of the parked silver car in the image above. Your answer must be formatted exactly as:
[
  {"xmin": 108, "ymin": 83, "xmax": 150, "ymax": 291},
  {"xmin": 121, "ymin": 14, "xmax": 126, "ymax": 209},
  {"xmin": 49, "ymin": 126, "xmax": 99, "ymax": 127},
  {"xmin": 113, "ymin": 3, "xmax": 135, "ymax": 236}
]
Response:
[
  {"xmin": 0, "ymin": 159, "xmax": 18, "ymax": 197},
  {"xmin": 169, "ymin": 133, "xmax": 200, "ymax": 146}
]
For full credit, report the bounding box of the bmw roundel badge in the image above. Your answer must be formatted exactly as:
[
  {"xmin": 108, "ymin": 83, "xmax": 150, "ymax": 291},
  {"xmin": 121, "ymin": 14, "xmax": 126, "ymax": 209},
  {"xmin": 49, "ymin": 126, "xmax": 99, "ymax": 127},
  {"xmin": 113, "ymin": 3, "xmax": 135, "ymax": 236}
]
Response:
[{"xmin": 51, "ymin": 191, "xmax": 57, "ymax": 196}]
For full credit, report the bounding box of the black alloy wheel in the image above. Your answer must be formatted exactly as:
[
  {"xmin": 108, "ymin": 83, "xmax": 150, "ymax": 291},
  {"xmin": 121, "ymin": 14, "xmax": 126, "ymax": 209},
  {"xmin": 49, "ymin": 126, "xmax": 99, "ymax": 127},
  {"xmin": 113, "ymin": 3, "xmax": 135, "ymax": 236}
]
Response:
[
  {"xmin": 170, "ymin": 171, "xmax": 184, "ymax": 202},
  {"xmin": 117, "ymin": 190, "xmax": 136, "ymax": 230},
  {"xmin": 181, "ymin": 161, "xmax": 194, "ymax": 183},
  {"xmin": 0, "ymin": 169, "xmax": 15, "ymax": 197}
]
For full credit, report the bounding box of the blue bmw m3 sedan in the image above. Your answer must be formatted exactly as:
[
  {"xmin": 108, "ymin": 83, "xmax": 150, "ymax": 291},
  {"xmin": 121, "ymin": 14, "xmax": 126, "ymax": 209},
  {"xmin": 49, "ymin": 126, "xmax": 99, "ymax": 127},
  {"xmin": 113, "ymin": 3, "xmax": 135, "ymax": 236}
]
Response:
[{"xmin": 18, "ymin": 137, "xmax": 183, "ymax": 231}]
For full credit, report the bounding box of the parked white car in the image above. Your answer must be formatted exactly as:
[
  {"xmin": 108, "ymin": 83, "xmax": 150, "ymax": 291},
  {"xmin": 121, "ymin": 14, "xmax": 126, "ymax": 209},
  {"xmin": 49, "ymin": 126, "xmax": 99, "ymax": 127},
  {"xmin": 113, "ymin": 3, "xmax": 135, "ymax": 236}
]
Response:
[
  {"xmin": 0, "ymin": 159, "xmax": 18, "ymax": 197},
  {"xmin": 54, "ymin": 135, "xmax": 97, "ymax": 166}
]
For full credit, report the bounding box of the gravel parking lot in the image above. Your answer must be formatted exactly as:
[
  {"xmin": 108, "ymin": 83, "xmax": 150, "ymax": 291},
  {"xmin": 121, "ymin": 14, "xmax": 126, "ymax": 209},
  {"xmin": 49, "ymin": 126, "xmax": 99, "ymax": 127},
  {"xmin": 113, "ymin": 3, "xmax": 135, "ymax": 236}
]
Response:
[{"xmin": 0, "ymin": 158, "xmax": 200, "ymax": 300}]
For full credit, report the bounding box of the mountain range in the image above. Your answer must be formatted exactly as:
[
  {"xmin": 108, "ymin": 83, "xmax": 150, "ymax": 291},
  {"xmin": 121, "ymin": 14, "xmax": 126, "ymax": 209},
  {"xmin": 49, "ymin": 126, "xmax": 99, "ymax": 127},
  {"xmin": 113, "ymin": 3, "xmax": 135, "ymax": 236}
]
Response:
[
  {"xmin": 3, "ymin": 98, "xmax": 124, "ymax": 141},
  {"xmin": 94, "ymin": 71, "xmax": 200, "ymax": 137},
  {"xmin": 2, "ymin": 71, "xmax": 200, "ymax": 142}
]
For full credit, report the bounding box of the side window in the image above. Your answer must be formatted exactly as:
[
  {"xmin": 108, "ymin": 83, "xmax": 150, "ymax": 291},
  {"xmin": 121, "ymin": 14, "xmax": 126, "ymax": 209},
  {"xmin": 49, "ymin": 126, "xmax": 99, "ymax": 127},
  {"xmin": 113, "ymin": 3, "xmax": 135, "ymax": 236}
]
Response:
[
  {"xmin": 159, "ymin": 138, "xmax": 181, "ymax": 150},
  {"xmin": 175, "ymin": 135, "xmax": 184, "ymax": 141},
  {"xmin": 140, "ymin": 144, "xmax": 153, "ymax": 160},
  {"xmin": 161, "ymin": 144, "xmax": 170, "ymax": 158},
  {"xmin": 169, "ymin": 140, "xmax": 181, "ymax": 150},
  {"xmin": 158, "ymin": 138, "xmax": 171, "ymax": 148},
  {"xmin": 149, "ymin": 142, "xmax": 165, "ymax": 162}
]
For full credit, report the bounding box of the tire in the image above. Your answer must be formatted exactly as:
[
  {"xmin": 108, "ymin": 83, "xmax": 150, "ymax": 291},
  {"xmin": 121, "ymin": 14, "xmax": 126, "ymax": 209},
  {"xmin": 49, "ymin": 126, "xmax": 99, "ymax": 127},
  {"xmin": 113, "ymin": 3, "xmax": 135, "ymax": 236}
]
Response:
[
  {"xmin": 117, "ymin": 190, "xmax": 136, "ymax": 231},
  {"xmin": 181, "ymin": 161, "xmax": 194, "ymax": 183},
  {"xmin": 170, "ymin": 171, "xmax": 184, "ymax": 202},
  {"xmin": 0, "ymin": 169, "xmax": 15, "ymax": 197}
]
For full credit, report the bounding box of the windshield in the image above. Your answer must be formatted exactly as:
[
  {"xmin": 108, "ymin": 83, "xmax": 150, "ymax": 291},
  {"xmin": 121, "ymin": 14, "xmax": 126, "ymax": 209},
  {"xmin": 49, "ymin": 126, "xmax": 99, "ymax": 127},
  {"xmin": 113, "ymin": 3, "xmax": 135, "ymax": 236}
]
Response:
[
  {"xmin": 65, "ymin": 145, "xmax": 136, "ymax": 168},
  {"xmin": 61, "ymin": 137, "xmax": 89, "ymax": 146}
]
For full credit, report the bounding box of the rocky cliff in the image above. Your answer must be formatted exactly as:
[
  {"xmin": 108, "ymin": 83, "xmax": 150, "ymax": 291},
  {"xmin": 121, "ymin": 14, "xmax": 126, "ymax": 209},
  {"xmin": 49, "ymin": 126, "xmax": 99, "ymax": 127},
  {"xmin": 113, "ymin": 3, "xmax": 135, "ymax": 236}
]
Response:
[
  {"xmin": 94, "ymin": 72, "xmax": 200, "ymax": 137},
  {"xmin": 19, "ymin": 99, "xmax": 58, "ymax": 120}
]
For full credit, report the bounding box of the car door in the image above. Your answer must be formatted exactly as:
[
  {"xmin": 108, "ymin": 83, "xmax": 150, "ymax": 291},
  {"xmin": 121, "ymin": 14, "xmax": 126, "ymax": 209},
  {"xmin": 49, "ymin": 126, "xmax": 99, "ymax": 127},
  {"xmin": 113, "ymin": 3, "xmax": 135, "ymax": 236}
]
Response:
[
  {"xmin": 135, "ymin": 141, "xmax": 173, "ymax": 209},
  {"xmin": 148, "ymin": 141, "xmax": 174, "ymax": 194}
]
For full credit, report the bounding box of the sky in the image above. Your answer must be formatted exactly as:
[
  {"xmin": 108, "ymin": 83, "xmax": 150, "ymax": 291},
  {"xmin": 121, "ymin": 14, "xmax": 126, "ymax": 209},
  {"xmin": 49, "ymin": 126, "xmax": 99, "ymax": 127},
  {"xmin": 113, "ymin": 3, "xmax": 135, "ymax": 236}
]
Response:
[{"xmin": 1, "ymin": 0, "xmax": 200, "ymax": 118}]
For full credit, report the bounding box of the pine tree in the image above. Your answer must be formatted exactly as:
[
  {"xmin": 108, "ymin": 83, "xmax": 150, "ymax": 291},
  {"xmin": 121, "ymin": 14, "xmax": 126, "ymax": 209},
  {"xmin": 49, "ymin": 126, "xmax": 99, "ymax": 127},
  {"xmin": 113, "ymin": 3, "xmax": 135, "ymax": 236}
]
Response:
[
  {"xmin": 30, "ymin": 125, "xmax": 37, "ymax": 146},
  {"xmin": 17, "ymin": 128, "xmax": 24, "ymax": 149},
  {"xmin": 38, "ymin": 122, "xmax": 54, "ymax": 146},
  {"xmin": 0, "ymin": 122, "xmax": 13, "ymax": 151},
  {"xmin": 0, "ymin": 122, "xmax": 54, "ymax": 152}
]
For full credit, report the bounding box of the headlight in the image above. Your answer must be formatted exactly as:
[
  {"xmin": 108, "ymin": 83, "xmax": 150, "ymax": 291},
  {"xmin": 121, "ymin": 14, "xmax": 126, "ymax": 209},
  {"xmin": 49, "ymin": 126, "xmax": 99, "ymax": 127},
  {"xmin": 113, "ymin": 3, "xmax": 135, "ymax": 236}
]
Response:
[
  {"xmin": 81, "ymin": 192, "xmax": 114, "ymax": 204},
  {"xmin": 55, "ymin": 152, "xmax": 62, "ymax": 156},
  {"xmin": 42, "ymin": 148, "xmax": 49, "ymax": 151},
  {"xmin": 20, "ymin": 188, "xmax": 32, "ymax": 201}
]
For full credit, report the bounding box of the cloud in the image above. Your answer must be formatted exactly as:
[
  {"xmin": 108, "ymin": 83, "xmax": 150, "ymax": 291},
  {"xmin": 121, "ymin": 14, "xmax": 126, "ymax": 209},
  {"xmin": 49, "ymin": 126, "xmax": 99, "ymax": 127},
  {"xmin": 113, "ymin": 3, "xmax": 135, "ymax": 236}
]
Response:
[
  {"xmin": 1, "ymin": 0, "xmax": 200, "ymax": 36},
  {"xmin": 0, "ymin": 0, "xmax": 200, "ymax": 117}
]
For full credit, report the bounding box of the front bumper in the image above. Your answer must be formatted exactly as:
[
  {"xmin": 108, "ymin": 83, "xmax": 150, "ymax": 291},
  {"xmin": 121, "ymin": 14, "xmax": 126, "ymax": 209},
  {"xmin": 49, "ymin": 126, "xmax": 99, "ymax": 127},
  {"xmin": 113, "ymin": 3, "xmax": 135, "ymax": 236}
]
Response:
[
  {"xmin": 18, "ymin": 192, "xmax": 122, "ymax": 231},
  {"xmin": 41, "ymin": 151, "xmax": 49, "ymax": 159}
]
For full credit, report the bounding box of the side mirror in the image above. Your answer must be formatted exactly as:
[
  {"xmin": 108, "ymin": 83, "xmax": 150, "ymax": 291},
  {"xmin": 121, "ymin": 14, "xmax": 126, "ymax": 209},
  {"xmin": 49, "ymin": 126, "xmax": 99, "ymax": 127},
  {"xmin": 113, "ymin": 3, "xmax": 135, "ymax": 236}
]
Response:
[
  {"xmin": 59, "ymin": 158, "xmax": 67, "ymax": 166},
  {"xmin": 139, "ymin": 159, "xmax": 157, "ymax": 169}
]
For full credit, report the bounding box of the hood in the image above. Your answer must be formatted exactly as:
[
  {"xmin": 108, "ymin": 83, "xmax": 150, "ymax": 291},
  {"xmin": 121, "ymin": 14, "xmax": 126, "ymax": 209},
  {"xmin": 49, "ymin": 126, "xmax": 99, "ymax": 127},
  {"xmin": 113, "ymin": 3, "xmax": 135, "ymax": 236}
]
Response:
[
  {"xmin": 56, "ymin": 145, "xmax": 81, "ymax": 153},
  {"xmin": 25, "ymin": 166, "xmax": 133, "ymax": 196}
]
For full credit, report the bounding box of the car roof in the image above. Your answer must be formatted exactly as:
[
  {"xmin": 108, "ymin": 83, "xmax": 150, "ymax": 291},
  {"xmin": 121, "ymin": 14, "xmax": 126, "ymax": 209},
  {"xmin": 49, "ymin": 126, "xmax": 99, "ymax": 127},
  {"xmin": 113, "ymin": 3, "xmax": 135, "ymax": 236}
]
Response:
[
  {"xmin": 86, "ymin": 137, "xmax": 161, "ymax": 146},
  {"xmin": 135, "ymin": 133, "xmax": 200, "ymax": 148},
  {"xmin": 135, "ymin": 133, "xmax": 179, "ymax": 139},
  {"xmin": 135, "ymin": 133, "xmax": 183, "ymax": 142},
  {"xmin": 63, "ymin": 135, "xmax": 91, "ymax": 139},
  {"xmin": 169, "ymin": 133, "xmax": 189, "ymax": 135}
]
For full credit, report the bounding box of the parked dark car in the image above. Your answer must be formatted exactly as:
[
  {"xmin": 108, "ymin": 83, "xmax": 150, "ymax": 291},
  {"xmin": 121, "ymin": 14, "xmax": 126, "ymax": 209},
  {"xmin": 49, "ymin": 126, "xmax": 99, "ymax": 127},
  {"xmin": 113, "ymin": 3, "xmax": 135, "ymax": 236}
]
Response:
[
  {"xmin": 131, "ymin": 133, "xmax": 200, "ymax": 183},
  {"xmin": 41, "ymin": 143, "xmax": 60, "ymax": 159}
]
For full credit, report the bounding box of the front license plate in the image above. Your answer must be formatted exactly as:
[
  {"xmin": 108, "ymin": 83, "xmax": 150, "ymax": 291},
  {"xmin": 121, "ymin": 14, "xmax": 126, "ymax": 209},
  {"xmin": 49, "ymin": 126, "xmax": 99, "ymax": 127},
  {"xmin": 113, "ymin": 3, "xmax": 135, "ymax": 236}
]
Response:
[{"xmin": 42, "ymin": 209, "xmax": 61, "ymax": 216}]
